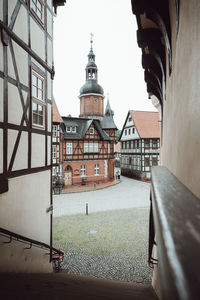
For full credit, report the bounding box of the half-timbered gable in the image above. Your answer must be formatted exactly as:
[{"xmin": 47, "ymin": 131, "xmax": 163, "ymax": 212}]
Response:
[
  {"xmin": 120, "ymin": 110, "xmax": 160, "ymax": 180},
  {"xmin": 0, "ymin": 0, "xmax": 65, "ymax": 272}
]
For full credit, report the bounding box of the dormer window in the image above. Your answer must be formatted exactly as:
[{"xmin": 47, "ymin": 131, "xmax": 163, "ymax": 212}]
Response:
[
  {"xmin": 66, "ymin": 126, "xmax": 77, "ymax": 133},
  {"xmin": 89, "ymin": 128, "xmax": 94, "ymax": 134},
  {"xmin": 72, "ymin": 126, "xmax": 76, "ymax": 133}
]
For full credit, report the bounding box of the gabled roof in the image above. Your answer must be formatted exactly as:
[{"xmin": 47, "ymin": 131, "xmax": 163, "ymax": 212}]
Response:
[
  {"xmin": 52, "ymin": 99, "xmax": 63, "ymax": 123},
  {"xmin": 62, "ymin": 117, "xmax": 110, "ymax": 141},
  {"xmin": 101, "ymin": 100, "xmax": 117, "ymax": 130},
  {"xmin": 130, "ymin": 110, "xmax": 160, "ymax": 138}
]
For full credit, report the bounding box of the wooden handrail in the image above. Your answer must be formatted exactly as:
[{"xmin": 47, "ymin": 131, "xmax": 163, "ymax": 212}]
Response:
[
  {"xmin": 0, "ymin": 227, "xmax": 65, "ymax": 258},
  {"xmin": 150, "ymin": 166, "xmax": 200, "ymax": 300}
]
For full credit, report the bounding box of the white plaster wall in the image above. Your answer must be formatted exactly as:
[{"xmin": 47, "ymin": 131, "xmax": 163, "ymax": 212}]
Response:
[
  {"xmin": 0, "ymin": 129, "xmax": 3, "ymax": 173},
  {"xmin": 7, "ymin": 129, "xmax": 18, "ymax": 168},
  {"xmin": 48, "ymin": 135, "xmax": 51, "ymax": 166},
  {"xmin": 121, "ymin": 115, "xmax": 140, "ymax": 141},
  {"xmin": 0, "ymin": 0, "xmax": 3, "ymax": 21},
  {"xmin": 8, "ymin": 84, "xmax": 27, "ymax": 125},
  {"xmin": 0, "ymin": 171, "xmax": 52, "ymax": 272},
  {"xmin": 8, "ymin": 0, "xmax": 17, "ymax": 23},
  {"xmin": 47, "ymin": 9, "xmax": 53, "ymax": 37},
  {"xmin": 0, "ymin": 171, "xmax": 51, "ymax": 241},
  {"xmin": 162, "ymin": 0, "xmax": 200, "ymax": 198},
  {"xmin": 47, "ymin": 0, "xmax": 53, "ymax": 7},
  {"xmin": 0, "ymin": 31, "xmax": 3, "ymax": 72},
  {"xmin": 13, "ymin": 41, "xmax": 28, "ymax": 86},
  {"xmin": 30, "ymin": 18, "xmax": 45, "ymax": 61},
  {"xmin": 7, "ymin": 44, "xmax": 16, "ymax": 80},
  {"xmin": 47, "ymin": 38, "xmax": 53, "ymax": 67},
  {"xmin": 47, "ymin": 103, "xmax": 52, "ymax": 132},
  {"xmin": 13, "ymin": 4, "xmax": 28, "ymax": 44},
  {"xmin": 12, "ymin": 131, "xmax": 28, "ymax": 171},
  {"xmin": 47, "ymin": 72, "xmax": 52, "ymax": 99},
  {"xmin": 121, "ymin": 129, "xmax": 140, "ymax": 141},
  {"xmin": 0, "ymin": 78, "xmax": 3, "ymax": 122},
  {"xmin": 31, "ymin": 133, "xmax": 45, "ymax": 168},
  {"xmin": 31, "ymin": 58, "xmax": 45, "ymax": 73}
]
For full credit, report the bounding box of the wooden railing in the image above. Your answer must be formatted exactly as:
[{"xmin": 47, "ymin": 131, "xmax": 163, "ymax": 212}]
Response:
[{"xmin": 149, "ymin": 166, "xmax": 200, "ymax": 300}]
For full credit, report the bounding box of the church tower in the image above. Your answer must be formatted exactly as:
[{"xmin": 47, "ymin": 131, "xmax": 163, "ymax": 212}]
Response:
[{"xmin": 79, "ymin": 35, "xmax": 104, "ymax": 120}]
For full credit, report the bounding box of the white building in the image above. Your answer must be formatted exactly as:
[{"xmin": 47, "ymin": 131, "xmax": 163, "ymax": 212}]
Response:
[
  {"xmin": 0, "ymin": 0, "xmax": 65, "ymax": 273},
  {"xmin": 120, "ymin": 110, "xmax": 160, "ymax": 180}
]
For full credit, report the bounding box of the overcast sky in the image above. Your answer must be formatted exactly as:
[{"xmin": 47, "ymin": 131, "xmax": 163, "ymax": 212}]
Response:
[{"xmin": 53, "ymin": 0, "xmax": 157, "ymax": 129}]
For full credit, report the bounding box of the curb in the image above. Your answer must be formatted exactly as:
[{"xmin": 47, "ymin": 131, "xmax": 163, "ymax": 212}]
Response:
[{"xmin": 60, "ymin": 180, "xmax": 121, "ymax": 194}]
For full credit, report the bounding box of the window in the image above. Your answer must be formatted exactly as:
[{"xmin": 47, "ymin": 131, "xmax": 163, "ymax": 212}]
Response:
[
  {"xmin": 31, "ymin": 70, "xmax": 45, "ymax": 127},
  {"xmin": 145, "ymin": 139, "xmax": 150, "ymax": 149},
  {"xmin": 89, "ymin": 128, "xmax": 94, "ymax": 134},
  {"xmin": 129, "ymin": 141, "xmax": 131, "ymax": 149},
  {"xmin": 108, "ymin": 143, "xmax": 110, "ymax": 153},
  {"xmin": 94, "ymin": 164, "xmax": 99, "ymax": 176},
  {"xmin": 129, "ymin": 157, "xmax": 131, "ymax": 165},
  {"xmin": 152, "ymin": 157, "xmax": 158, "ymax": 166},
  {"xmin": 31, "ymin": 0, "xmax": 44, "ymax": 22},
  {"xmin": 125, "ymin": 129, "xmax": 127, "ymax": 136},
  {"xmin": 84, "ymin": 143, "xmax": 89, "ymax": 153},
  {"xmin": 135, "ymin": 140, "xmax": 139, "ymax": 149},
  {"xmin": 72, "ymin": 126, "xmax": 76, "ymax": 133},
  {"xmin": 66, "ymin": 143, "xmax": 73, "ymax": 155},
  {"xmin": 145, "ymin": 157, "xmax": 150, "ymax": 167},
  {"xmin": 66, "ymin": 126, "xmax": 77, "ymax": 133},
  {"xmin": 128, "ymin": 117, "xmax": 132, "ymax": 122},
  {"xmin": 152, "ymin": 139, "xmax": 158, "ymax": 149},
  {"xmin": 84, "ymin": 143, "xmax": 98, "ymax": 153},
  {"xmin": 52, "ymin": 125, "xmax": 57, "ymax": 137},
  {"xmin": 81, "ymin": 165, "xmax": 86, "ymax": 177},
  {"xmin": 52, "ymin": 147, "xmax": 56, "ymax": 159},
  {"xmin": 94, "ymin": 143, "xmax": 98, "ymax": 152},
  {"xmin": 132, "ymin": 127, "xmax": 135, "ymax": 134},
  {"xmin": 128, "ymin": 129, "xmax": 131, "ymax": 135}
]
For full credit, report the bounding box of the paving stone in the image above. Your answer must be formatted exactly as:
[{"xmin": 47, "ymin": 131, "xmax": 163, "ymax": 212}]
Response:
[{"xmin": 53, "ymin": 177, "xmax": 152, "ymax": 285}]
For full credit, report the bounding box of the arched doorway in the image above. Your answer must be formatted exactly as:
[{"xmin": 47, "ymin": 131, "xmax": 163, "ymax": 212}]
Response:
[{"xmin": 65, "ymin": 165, "xmax": 72, "ymax": 186}]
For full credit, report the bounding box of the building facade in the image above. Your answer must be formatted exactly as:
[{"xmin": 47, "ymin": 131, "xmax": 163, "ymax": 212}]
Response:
[
  {"xmin": 0, "ymin": 0, "xmax": 65, "ymax": 273},
  {"xmin": 120, "ymin": 110, "xmax": 160, "ymax": 180},
  {"xmin": 61, "ymin": 39, "xmax": 117, "ymax": 187},
  {"xmin": 132, "ymin": 0, "xmax": 200, "ymax": 299},
  {"xmin": 52, "ymin": 99, "xmax": 63, "ymax": 181}
]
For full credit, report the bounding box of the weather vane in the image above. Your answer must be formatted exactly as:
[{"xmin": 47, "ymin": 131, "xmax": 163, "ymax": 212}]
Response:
[{"xmin": 90, "ymin": 33, "xmax": 94, "ymax": 49}]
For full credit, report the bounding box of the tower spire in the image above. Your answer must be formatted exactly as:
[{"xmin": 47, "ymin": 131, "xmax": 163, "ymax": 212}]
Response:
[{"xmin": 90, "ymin": 33, "xmax": 94, "ymax": 50}]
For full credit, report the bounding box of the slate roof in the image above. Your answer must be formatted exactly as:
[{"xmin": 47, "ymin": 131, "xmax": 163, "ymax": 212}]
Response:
[
  {"xmin": 52, "ymin": 99, "xmax": 63, "ymax": 123},
  {"xmin": 101, "ymin": 100, "xmax": 117, "ymax": 130},
  {"xmin": 130, "ymin": 111, "xmax": 160, "ymax": 138},
  {"xmin": 62, "ymin": 117, "xmax": 110, "ymax": 141}
]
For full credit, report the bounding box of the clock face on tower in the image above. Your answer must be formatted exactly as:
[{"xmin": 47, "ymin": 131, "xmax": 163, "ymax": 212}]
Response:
[{"xmin": 94, "ymin": 98, "xmax": 99, "ymax": 103}]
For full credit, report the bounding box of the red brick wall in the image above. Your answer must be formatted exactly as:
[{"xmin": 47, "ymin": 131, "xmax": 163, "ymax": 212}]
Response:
[
  {"xmin": 63, "ymin": 159, "xmax": 112, "ymax": 186},
  {"xmin": 80, "ymin": 95, "xmax": 104, "ymax": 117}
]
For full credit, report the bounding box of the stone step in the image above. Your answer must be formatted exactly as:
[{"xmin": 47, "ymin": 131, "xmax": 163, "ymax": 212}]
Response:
[{"xmin": 0, "ymin": 272, "xmax": 157, "ymax": 300}]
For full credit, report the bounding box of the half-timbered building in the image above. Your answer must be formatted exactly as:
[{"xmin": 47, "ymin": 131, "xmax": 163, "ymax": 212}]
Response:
[
  {"xmin": 52, "ymin": 99, "xmax": 63, "ymax": 181},
  {"xmin": 0, "ymin": 0, "xmax": 65, "ymax": 273},
  {"xmin": 62, "ymin": 38, "xmax": 117, "ymax": 187},
  {"xmin": 120, "ymin": 110, "xmax": 160, "ymax": 180}
]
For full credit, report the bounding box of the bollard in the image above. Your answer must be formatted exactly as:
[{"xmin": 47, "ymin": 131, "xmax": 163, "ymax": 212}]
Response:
[{"xmin": 86, "ymin": 203, "xmax": 88, "ymax": 215}]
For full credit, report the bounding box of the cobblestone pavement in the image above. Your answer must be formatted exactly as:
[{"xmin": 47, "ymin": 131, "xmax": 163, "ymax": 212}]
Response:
[
  {"xmin": 53, "ymin": 176, "xmax": 150, "ymax": 217},
  {"xmin": 53, "ymin": 176, "xmax": 152, "ymax": 284}
]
